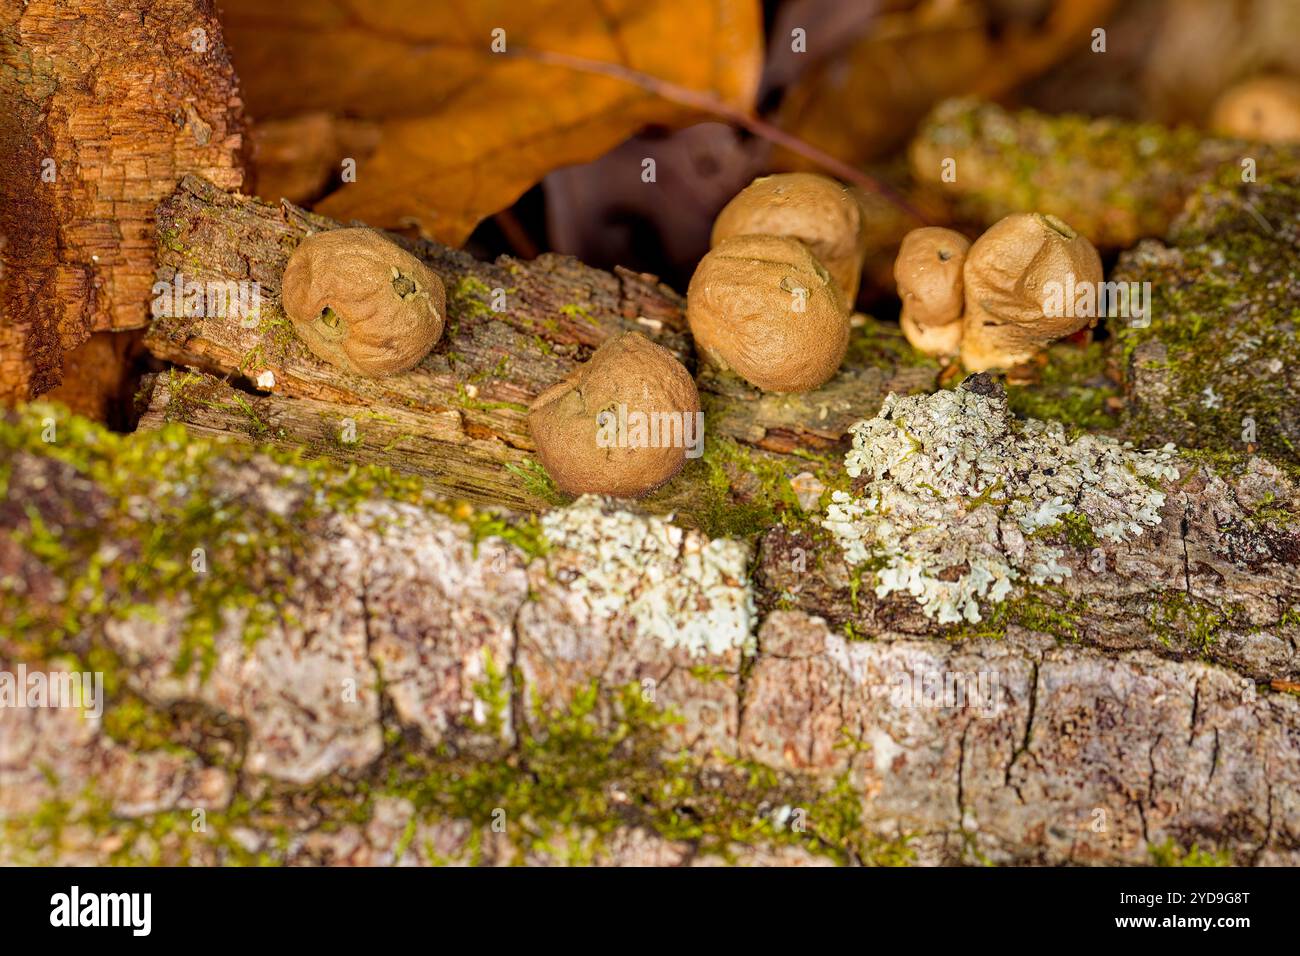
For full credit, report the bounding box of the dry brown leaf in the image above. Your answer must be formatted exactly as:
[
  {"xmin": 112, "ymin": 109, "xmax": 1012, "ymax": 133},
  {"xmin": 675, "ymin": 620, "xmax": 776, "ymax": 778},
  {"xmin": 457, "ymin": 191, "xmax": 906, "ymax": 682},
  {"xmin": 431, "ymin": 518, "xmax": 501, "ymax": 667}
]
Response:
[
  {"xmin": 221, "ymin": 0, "xmax": 762, "ymax": 245},
  {"xmin": 774, "ymin": 3, "xmax": 995, "ymax": 169}
]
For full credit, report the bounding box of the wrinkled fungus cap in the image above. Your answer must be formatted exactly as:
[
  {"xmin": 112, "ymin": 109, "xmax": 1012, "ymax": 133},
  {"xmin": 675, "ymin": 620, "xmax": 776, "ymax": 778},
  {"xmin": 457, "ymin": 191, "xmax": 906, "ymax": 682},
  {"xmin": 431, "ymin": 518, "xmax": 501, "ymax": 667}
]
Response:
[
  {"xmin": 528, "ymin": 332, "xmax": 700, "ymax": 498},
  {"xmin": 281, "ymin": 228, "xmax": 446, "ymax": 377},
  {"xmin": 711, "ymin": 172, "xmax": 868, "ymax": 308},
  {"xmin": 687, "ymin": 234, "xmax": 850, "ymax": 393},
  {"xmin": 960, "ymin": 213, "xmax": 1102, "ymax": 372},
  {"xmin": 894, "ymin": 226, "xmax": 971, "ymax": 358}
]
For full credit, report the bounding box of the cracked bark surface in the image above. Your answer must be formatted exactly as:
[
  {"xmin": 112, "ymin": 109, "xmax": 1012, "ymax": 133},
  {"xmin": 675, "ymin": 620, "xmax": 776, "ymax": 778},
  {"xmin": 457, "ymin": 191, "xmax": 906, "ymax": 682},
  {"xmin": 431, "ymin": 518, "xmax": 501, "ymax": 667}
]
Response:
[
  {"xmin": 2, "ymin": 403, "xmax": 1298, "ymax": 865},
  {"xmin": 761, "ymin": 443, "xmax": 1300, "ymax": 684},
  {"xmin": 5, "ymin": 164, "xmax": 1300, "ymax": 865},
  {"xmin": 0, "ymin": 0, "xmax": 247, "ymax": 401}
]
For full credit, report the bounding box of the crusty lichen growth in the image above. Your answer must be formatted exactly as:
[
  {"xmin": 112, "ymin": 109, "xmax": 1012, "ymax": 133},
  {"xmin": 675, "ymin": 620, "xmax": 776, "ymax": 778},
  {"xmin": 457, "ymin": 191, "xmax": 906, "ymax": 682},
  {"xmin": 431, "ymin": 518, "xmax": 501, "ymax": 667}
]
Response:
[
  {"xmin": 540, "ymin": 496, "xmax": 757, "ymax": 657},
  {"xmin": 822, "ymin": 378, "xmax": 1178, "ymax": 625}
]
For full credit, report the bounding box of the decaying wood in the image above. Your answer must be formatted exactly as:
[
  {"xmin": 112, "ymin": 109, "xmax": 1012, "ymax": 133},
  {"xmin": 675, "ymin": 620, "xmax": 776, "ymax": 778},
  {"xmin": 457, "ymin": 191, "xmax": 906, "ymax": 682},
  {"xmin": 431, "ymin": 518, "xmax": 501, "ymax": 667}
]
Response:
[
  {"xmin": 911, "ymin": 98, "xmax": 1300, "ymax": 247},
  {"xmin": 7, "ymin": 158, "xmax": 1300, "ymax": 866},
  {"xmin": 0, "ymin": 0, "xmax": 246, "ymax": 402},
  {"xmin": 140, "ymin": 175, "xmax": 934, "ymax": 518}
]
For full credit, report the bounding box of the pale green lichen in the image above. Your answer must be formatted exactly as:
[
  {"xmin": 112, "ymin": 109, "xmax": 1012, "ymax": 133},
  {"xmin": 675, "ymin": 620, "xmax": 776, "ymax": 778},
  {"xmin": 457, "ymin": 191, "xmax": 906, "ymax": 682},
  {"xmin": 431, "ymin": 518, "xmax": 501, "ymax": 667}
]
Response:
[
  {"xmin": 822, "ymin": 381, "xmax": 1179, "ymax": 624},
  {"xmin": 540, "ymin": 496, "xmax": 757, "ymax": 657}
]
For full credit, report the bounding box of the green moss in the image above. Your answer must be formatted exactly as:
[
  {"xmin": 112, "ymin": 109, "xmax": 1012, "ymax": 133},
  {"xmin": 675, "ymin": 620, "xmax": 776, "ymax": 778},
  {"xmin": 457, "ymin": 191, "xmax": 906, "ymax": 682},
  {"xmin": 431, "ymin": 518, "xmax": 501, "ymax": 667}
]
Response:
[
  {"xmin": 1148, "ymin": 838, "xmax": 1232, "ymax": 867},
  {"xmin": 1145, "ymin": 589, "xmax": 1245, "ymax": 652},
  {"xmin": 5, "ymin": 782, "xmax": 298, "ymax": 867},
  {"xmin": 1006, "ymin": 342, "xmax": 1119, "ymax": 434},
  {"xmin": 1278, "ymin": 604, "xmax": 1300, "ymax": 629},
  {"xmin": 1244, "ymin": 491, "xmax": 1299, "ymax": 531},
  {"xmin": 159, "ymin": 368, "xmax": 281, "ymax": 442},
  {"xmin": 158, "ymin": 227, "xmax": 185, "ymax": 253},
  {"xmin": 471, "ymin": 649, "xmax": 511, "ymax": 739},
  {"xmin": 1, "ymin": 402, "xmax": 437, "ymax": 681},
  {"xmin": 687, "ymin": 664, "xmax": 732, "ymax": 683},
  {"xmin": 559, "ymin": 303, "xmax": 599, "ymax": 327},
  {"xmin": 432, "ymin": 499, "xmax": 549, "ymax": 560},
  {"xmin": 258, "ymin": 315, "xmax": 298, "ymax": 365},
  {"xmin": 451, "ymin": 383, "xmax": 529, "ymax": 415},
  {"xmin": 844, "ymin": 315, "xmax": 939, "ymax": 371},
  {"xmin": 503, "ymin": 458, "xmax": 568, "ymax": 507},
  {"xmin": 682, "ymin": 431, "xmax": 847, "ymax": 540},
  {"xmin": 3, "ymin": 654, "xmax": 916, "ymax": 866},
  {"xmin": 449, "ymin": 275, "xmax": 497, "ymax": 322},
  {"xmin": 945, "ymin": 588, "xmax": 1087, "ymax": 643},
  {"xmin": 1030, "ymin": 510, "xmax": 1098, "ymax": 550},
  {"xmin": 102, "ymin": 692, "xmax": 190, "ymax": 755},
  {"xmin": 1114, "ymin": 174, "xmax": 1300, "ymax": 467},
  {"xmin": 447, "ymin": 276, "xmax": 517, "ymax": 340},
  {"xmin": 916, "ymin": 99, "xmax": 1289, "ymax": 248},
  {"xmin": 467, "ymin": 354, "xmax": 512, "ymax": 384},
  {"xmin": 383, "ymin": 680, "xmax": 913, "ymax": 866}
]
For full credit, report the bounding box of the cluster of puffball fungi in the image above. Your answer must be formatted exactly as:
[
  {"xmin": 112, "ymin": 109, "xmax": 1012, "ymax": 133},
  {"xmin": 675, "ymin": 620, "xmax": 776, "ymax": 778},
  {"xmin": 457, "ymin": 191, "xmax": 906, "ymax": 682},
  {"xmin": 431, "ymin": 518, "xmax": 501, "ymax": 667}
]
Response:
[
  {"xmin": 894, "ymin": 212, "xmax": 1103, "ymax": 373},
  {"xmin": 278, "ymin": 180, "xmax": 1107, "ymax": 501},
  {"xmin": 529, "ymin": 171, "xmax": 869, "ymax": 498}
]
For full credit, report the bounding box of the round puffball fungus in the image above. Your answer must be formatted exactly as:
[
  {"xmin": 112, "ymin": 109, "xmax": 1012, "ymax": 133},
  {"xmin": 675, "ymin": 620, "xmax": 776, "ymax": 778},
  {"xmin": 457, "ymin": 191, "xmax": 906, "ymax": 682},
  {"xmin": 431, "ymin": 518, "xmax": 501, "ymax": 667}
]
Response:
[
  {"xmin": 710, "ymin": 172, "xmax": 868, "ymax": 307},
  {"xmin": 528, "ymin": 331, "xmax": 700, "ymax": 498},
  {"xmin": 1209, "ymin": 75, "xmax": 1300, "ymax": 142},
  {"xmin": 960, "ymin": 213, "xmax": 1102, "ymax": 373},
  {"xmin": 281, "ymin": 228, "xmax": 446, "ymax": 377},
  {"xmin": 893, "ymin": 227, "xmax": 971, "ymax": 358},
  {"xmin": 687, "ymin": 234, "xmax": 849, "ymax": 393}
]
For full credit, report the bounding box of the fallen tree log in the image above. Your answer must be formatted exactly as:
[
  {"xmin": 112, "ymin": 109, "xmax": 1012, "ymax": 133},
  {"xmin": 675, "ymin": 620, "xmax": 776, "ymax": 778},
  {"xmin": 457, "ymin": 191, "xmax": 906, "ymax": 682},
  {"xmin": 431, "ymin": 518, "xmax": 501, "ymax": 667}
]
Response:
[
  {"xmin": 910, "ymin": 98, "xmax": 1300, "ymax": 248},
  {"xmin": 140, "ymin": 175, "xmax": 935, "ymax": 527},
  {"xmin": 0, "ymin": 0, "xmax": 247, "ymax": 402},
  {"xmin": 6, "ymin": 161, "xmax": 1300, "ymax": 866},
  {"xmin": 3, "ymin": 382, "xmax": 1299, "ymax": 865}
]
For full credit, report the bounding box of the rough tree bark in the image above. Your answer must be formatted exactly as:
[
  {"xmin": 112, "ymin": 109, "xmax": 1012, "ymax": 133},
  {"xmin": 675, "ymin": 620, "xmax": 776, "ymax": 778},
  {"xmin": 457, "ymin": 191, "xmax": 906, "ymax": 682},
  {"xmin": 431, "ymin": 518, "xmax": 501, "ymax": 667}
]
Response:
[
  {"xmin": 2, "ymin": 396, "xmax": 1298, "ymax": 866},
  {"xmin": 0, "ymin": 0, "xmax": 246, "ymax": 402},
  {"xmin": 910, "ymin": 98, "xmax": 1300, "ymax": 248},
  {"xmin": 3, "ymin": 158, "xmax": 1300, "ymax": 864}
]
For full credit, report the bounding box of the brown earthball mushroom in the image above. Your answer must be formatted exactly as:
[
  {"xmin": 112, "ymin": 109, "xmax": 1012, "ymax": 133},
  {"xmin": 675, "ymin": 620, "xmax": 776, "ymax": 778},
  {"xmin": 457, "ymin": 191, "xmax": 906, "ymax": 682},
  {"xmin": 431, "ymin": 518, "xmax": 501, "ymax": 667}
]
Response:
[
  {"xmin": 894, "ymin": 227, "xmax": 971, "ymax": 358},
  {"xmin": 528, "ymin": 332, "xmax": 700, "ymax": 498},
  {"xmin": 960, "ymin": 213, "xmax": 1103, "ymax": 373},
  {"xmin": 1210, "ymin": 75, "xmax": 1300, "ymax": 142},
  {"xmin": 281, "ymin": 228, "xmax": 446, "ymax": 377},
  {"xmin": 710, "ymin": 172, "xmax": 868, "ymax": 307},
  {"xmin": 687, "ymin": 234, "xmax": 850, "ymax": 393}
]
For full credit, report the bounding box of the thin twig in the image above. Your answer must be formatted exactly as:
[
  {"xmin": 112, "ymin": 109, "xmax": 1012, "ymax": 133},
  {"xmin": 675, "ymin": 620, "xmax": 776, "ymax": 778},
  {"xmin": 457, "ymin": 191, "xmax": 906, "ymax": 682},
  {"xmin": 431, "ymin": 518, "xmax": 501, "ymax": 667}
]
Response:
[{"xmin": 493, "ymin": 208, "xmax": 541, "ymax": 259}]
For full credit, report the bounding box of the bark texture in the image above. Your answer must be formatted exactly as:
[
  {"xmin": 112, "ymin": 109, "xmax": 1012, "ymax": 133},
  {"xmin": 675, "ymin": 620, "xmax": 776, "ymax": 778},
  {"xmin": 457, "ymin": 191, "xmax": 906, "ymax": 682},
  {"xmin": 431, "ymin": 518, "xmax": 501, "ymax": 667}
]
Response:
[
  {"xmin": 0, "ymin": 0, "xmax": 246, "ymax": 402},
  {"xmin": 911, "ymin": 98, "xmax": 1300, "ymax": 247},
  {"xmin": 2, "ymin": 412, "xmax": 1297, "ymax": 866},
  {"xmin": 5, "ymin": 151, "xmax": 1300, "ymax": 865}
]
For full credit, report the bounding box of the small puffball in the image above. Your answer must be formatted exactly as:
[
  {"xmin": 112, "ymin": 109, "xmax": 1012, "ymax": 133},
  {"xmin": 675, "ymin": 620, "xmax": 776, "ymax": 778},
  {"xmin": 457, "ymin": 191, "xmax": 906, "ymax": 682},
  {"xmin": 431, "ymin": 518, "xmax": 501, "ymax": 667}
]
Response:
[
  {"xmin": 894, "ymin": 227, "xmax": 971, "ymax": 358},
  {"xmin": 528, "ymin": 332, "xmax": 700, "ymax": 498},
  {"xmin": 1210, "ymin": 75, "xmax": 1300, "ymax": 142},
  {"xmin": 960, "ymin": 213, "xmax": 1102, "ymax": 373},
  {"xmin": 711, "ymin": 172, "xmax": 868, "ymax": 308},
  {"xmin": 281, "ymin": 228, "xmax": 445, "ymax": 377},
  {"xmin": 687, "ymin": 234, "xmax": 850, "ymax": 393}
]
